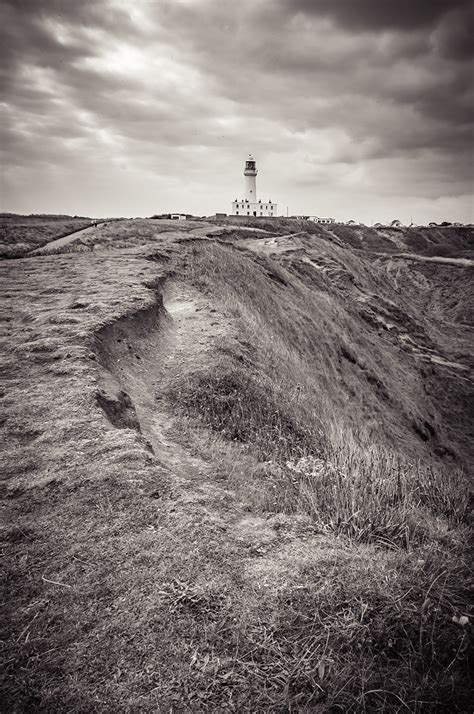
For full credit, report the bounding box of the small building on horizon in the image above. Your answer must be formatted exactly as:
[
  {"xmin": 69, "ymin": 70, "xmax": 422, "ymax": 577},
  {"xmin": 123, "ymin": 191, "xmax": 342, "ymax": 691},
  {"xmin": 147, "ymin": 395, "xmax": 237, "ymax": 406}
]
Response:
[
  {"xmin": 291, "ymin": 215, "xmax": 336, "ymax": 224},
  {"xmin": 308, "ymin": 216, "xmax": 335, "ymax": 224}
]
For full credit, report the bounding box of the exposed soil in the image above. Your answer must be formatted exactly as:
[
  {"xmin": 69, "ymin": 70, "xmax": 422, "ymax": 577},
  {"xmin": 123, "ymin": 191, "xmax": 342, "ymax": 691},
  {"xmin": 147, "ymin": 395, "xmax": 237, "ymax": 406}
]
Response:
[{"xmin": 94, "ymin": 281, "xmax": 232, "ymax": 483}]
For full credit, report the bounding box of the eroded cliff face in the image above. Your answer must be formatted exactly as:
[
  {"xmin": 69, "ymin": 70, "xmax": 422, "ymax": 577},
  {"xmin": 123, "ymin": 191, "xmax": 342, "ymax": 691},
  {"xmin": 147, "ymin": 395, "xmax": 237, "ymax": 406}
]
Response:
[{"xmin": 180, "ymin": 222, "xmax": 473, "ymax": 471}]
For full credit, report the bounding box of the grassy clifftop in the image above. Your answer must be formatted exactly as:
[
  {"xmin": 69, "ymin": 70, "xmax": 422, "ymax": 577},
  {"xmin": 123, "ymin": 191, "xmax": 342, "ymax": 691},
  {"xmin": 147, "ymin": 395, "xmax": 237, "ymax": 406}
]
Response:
[
  {"xmin": 0, "ymin": 214, "xmax": 95, "ymax": 258},
  {"xmin": 1, "ymin": 217, "xmax": 472, "ymax": 711},
  {"xmin": 209, "ymin": 215, "xmax": 474, "ymax": 258}
]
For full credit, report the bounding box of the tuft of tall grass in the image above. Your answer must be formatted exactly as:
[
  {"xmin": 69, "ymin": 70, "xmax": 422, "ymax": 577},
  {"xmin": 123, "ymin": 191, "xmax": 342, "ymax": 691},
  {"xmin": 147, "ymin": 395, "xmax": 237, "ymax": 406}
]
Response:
[
  {"xmin": 168, "ymin": 356, "xmax": 469, "ymax": 549},
  {"xmin": 281, "ymin": 424, "xmax": 470, "ymax": 547}
]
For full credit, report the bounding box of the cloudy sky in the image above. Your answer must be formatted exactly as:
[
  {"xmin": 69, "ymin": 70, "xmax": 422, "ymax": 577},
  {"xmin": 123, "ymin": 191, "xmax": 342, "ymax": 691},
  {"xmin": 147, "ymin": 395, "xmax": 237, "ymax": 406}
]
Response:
[{"xmin": 1, "ymin": 0, "xmax": 473, "ymax": 223}]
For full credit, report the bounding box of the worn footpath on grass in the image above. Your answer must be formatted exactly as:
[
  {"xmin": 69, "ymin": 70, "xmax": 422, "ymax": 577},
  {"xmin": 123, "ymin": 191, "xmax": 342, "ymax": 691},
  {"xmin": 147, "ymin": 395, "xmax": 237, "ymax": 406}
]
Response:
[
  {"xmin": 32, "ymin": 223, "xmax": 98, "ymax": 255},
  {"xmin": 0, "ymin": 215, "xmax": 94, "ymax": 259}
]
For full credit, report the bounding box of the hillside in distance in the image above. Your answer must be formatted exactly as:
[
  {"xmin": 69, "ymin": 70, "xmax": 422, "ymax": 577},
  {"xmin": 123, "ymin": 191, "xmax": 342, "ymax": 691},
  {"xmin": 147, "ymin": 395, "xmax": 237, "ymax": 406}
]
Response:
[
  {"xmin": 0, "ymin": 213, "xmax": 95, "ymax": 258},
  {"xmin": 1, "ymin": 216, "xmax": 473, "ymax": 712}
]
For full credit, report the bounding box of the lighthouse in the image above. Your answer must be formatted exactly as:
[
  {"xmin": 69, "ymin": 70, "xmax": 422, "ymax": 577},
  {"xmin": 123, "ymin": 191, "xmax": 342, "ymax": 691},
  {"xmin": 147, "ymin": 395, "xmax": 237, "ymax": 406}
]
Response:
[
  {"xmin": 232, "ymin": 155, "xmax": 277, "ymax": 218},
  {"xmin": 244, "ymin": 155, "xmax": 257, "ymax": 201}
]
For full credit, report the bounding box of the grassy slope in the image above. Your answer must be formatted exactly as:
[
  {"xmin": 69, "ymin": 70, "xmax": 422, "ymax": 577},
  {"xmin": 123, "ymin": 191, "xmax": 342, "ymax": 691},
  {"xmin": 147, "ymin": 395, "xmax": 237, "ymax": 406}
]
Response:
[
  {"xmin": 187, "ymin": 231, "xmax": 473, "ymax": 466},
  {"xmin": 0, "ymin": 215, "xmax": 94, "ymax": 258},
  {"xmin": 31, "ymin": 218, "xmax": 221, "ymax": 256},
  {"xmin": 208, "ymin": 215, "xmax": 474, "ymax": 258},
  {"xmin": 1, "ymin": 219, "xmax": 472, "ymax": 712}
]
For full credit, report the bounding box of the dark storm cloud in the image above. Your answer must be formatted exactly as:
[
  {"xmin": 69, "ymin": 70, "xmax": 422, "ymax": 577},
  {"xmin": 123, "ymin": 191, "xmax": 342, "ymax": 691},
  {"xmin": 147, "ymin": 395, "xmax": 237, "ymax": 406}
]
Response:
[
  {"xmin": 2, "ymin": 1, "xmax": 98, "ymax": 69},
  {"xmin": 284, "ymin": 0, "xmax": 471, "ymax": 31},
  {"xmin": 1, "ymin": 0, "xmax": 472, "ymax": 221},
  {"xmin": 432, "ymin": 4, "xmax": 474, "ymax": 59},
  {"xmin": 146, "ymin": 1, "xmax": 473, "ymax": 156}
]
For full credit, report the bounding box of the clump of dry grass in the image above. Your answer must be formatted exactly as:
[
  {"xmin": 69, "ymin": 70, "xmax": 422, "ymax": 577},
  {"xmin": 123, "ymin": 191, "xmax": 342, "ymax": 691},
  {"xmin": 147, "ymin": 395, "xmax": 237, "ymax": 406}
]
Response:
[
  {"xmin": 149, "ymin": 531, "xmax": 471, "ymax": 712},
  {"xmin": 271, "ymin": 427, "xmax": 469, "ymax": 548},
  {"xmin": 169, "ymin": 364, "xmax": 318, "ymax": 461},
  {"xmin": 235, "ymin": 555, "xmax": 472, "ymax": 712},
  {"xmin": 168, "ymin": 360, "xmax": 470, "ymax": 550}
]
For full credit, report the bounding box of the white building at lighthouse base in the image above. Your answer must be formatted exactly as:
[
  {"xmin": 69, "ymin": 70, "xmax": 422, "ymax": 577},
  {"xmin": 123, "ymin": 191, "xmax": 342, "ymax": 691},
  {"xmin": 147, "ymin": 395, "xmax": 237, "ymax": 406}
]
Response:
[{"xmin": 232, "ymin": 199, "xmax": 277, "ymax": 217}]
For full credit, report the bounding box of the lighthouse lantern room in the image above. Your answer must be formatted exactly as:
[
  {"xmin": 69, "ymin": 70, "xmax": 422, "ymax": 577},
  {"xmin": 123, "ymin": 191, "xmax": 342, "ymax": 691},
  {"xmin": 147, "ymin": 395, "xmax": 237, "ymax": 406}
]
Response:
[{"xmin": 232, "ymin": 155, "xmax": 277, "ymax": 217}]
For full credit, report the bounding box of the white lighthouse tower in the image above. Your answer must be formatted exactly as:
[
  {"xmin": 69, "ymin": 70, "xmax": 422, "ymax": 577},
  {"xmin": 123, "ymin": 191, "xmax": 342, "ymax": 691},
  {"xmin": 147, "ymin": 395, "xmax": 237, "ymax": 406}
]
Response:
[
  {"xmin": 232, "ymin": 155, "xmax": 277, "ymax": 218},
  {"xmin": 244, "ymin": 155, "xmax": 257, "ymax": 201}
]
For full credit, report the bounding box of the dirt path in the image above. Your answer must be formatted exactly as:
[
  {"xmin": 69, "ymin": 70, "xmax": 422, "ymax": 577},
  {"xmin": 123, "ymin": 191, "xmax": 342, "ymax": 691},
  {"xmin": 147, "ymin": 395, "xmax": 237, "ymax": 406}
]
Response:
[
  {"xmin": 33, "ymin": 223, "xmax": 103, "ymax": 254},
  {"xmin": 118, "ymin": 282, "xmax": 231, "ymax": 481},
  {"xmin": 392, "ymin": 252, "xmax": 474, "ymax": 267},
  {"xmin": 93, "ymin": 277, "xmax": 315, "ymax": 548},
  {"xmin": 96, "ymin": 280, "xmax": 229, "ymax": 452},
  {"xmin": 373, "ymin": 251, "xmax": 474, "ymax": 268},
  {"xmin": 1, "ymin": 259, "xmax": 323, "ymax": 710}
]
